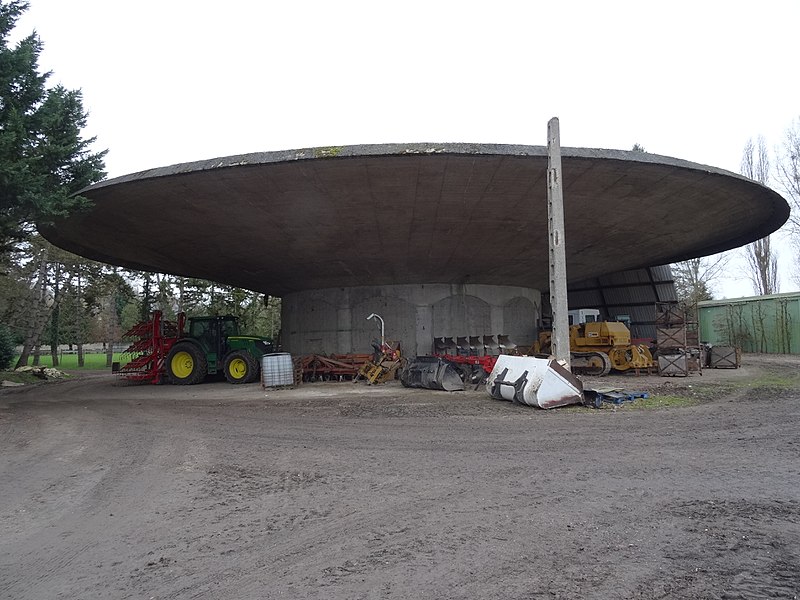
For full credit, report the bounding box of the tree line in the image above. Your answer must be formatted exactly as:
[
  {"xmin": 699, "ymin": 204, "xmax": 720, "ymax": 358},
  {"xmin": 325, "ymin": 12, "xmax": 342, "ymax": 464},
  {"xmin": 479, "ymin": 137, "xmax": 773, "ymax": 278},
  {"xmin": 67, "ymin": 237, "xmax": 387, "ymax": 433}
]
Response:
[
  {"xmin": 0, "ymin": 1, "xmax": 279, "ymax": 370},
  {"xmin": 0, "ymin": 235, "xmax": 281, "ymax": 369}
]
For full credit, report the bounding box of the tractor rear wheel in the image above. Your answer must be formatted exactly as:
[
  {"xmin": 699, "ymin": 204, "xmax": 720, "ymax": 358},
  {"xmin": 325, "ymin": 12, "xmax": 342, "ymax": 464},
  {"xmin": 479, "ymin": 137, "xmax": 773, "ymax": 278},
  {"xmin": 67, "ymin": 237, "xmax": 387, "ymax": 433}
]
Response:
[
  {"xmin": 223, "ymin": 350, "xmax": 259, "ymax": 384},
  {"xmin": 165, "ymin": 342, "xmax": 208, "ymax": 385}
]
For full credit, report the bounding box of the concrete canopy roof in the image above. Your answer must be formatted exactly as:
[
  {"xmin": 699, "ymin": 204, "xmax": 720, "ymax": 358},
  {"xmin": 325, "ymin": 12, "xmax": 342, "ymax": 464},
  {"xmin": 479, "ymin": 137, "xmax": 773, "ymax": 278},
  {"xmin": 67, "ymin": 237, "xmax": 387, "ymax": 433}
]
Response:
[{"xmin": 43, "ymin": 143, "xmax": 789, "ymax": 296}]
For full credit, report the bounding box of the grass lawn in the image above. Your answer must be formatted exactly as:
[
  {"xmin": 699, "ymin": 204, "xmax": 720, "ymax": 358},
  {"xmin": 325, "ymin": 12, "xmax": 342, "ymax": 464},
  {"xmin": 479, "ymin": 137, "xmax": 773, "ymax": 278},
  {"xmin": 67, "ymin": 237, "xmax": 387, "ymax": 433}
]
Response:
[{"xmin": 11, "ymin": 353, "xmax": 129, "ymax": 370}]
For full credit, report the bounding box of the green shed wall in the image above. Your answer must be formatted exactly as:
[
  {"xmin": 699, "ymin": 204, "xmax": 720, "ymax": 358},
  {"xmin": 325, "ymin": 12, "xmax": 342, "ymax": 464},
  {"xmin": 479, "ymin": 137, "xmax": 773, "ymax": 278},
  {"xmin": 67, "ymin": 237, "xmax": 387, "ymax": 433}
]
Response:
[{"xmin": 699, "ymin": 294, "xmax": 800, "ymax": 354}]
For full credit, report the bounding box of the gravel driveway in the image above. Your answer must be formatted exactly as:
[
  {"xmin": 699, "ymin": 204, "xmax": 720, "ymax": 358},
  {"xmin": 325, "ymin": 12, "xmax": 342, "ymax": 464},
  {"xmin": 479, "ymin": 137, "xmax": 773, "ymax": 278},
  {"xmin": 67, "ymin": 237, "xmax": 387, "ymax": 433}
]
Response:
[{"xmin": 1, "ymin": 355, "xmax": 798, "ymax": 599}]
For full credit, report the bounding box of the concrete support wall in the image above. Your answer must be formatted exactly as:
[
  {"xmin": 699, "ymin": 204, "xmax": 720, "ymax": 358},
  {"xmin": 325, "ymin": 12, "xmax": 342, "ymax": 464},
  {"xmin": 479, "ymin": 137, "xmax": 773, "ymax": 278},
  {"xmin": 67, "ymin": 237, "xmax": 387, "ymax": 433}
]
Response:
[{"xmin": 282, "ymin": 284, "xmax": 541, "ymax": 356}]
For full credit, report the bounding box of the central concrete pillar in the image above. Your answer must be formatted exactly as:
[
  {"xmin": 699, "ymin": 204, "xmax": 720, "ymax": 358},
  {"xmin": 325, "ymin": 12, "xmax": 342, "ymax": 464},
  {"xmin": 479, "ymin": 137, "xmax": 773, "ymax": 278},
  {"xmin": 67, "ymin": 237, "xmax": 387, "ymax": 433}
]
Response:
[
  {"xmin": 415, "ymin": 305, "xmax": 433, "ymax": 357},
  {"xmin": 336, "ymin": 307, "xmax": 352, "ymax": 354},
  {"xmin": 490, "ymin": 305, "xmax": 503, "ymax": 335},
  {"xmin": 282, "ymin": 283, "xmax": 541, "ymax": 356}
]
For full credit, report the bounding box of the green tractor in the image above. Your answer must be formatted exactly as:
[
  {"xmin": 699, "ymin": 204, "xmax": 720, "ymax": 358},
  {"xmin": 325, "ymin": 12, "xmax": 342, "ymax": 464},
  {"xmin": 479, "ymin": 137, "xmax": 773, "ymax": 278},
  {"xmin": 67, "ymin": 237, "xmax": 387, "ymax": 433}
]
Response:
[{"xmin": 165, "ymin": 315, "xmax": 273, "ymax": 385}]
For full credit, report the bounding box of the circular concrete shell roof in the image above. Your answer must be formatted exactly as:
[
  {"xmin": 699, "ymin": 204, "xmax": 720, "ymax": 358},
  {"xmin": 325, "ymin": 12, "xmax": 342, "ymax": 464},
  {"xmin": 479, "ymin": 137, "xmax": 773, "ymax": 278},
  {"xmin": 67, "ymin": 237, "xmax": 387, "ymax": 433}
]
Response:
[{"xmin": 44, "ymin": 143, "xmax": 789, "ymax": 296}]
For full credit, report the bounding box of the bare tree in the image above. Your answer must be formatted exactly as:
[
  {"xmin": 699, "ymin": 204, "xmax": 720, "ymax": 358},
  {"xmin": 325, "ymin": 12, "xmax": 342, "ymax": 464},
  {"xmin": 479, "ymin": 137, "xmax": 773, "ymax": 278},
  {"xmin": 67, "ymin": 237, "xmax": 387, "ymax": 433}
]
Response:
[
  {"xmin": 672, "ymin": 254, "xmax": 729, "ymax": 307},
  {"xmin": 740, "ymin": 136, "xmax": 779, "ymax": 295},
  {"xmin": 741, "ymin": 136, "xmax": 770, "ymax": 185},
  {"xmin": 774, "ymin": 119, "xmax": 800, "ymax": 288},
  {"xmin": 775, "ymin": 119, "xmax": 800, "ymax": 231},
  {"xmin": 743, "ymin": 236, "xmax": 779, "ymax": 295}
]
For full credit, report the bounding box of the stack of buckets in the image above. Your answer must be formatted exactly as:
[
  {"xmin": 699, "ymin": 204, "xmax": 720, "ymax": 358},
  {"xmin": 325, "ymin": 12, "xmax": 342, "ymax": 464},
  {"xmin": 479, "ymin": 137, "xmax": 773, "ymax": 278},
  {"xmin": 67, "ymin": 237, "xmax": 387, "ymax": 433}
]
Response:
[{"xmin": 261, "ymin": 353, "xmax": 293, "ymax": 387}]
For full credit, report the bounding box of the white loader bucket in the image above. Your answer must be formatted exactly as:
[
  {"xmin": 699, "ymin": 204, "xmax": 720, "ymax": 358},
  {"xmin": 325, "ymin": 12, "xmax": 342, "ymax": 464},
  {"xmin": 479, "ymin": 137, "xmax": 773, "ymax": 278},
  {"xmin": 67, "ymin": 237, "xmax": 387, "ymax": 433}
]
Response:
[{"xmin": 485, "ymin": 355, "xmax": 584, "ymax": 409}]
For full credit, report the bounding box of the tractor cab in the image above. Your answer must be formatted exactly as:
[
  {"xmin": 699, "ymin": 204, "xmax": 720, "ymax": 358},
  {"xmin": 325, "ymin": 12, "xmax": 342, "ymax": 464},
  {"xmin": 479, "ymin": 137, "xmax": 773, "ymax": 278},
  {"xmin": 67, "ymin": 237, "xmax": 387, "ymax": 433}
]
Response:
[
  {"xmin": 187, "ymin": 316, "xmax": 239, "ymax": 364},
  {"xmin": 568, "ymin": 308, "xmax": 600, "ymax": 325},
  {"xmin": 164, "ymin": 314, "xmax": 272, "ymax": 385}
]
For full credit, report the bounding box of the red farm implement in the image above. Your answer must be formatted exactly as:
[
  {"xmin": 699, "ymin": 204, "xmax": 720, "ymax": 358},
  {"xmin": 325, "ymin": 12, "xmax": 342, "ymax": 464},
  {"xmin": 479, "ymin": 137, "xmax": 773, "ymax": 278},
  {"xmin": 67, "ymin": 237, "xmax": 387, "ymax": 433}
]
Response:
[
  {"xmin": 117, "ymin": 310, "xmax": 184, "ymax": 384},
  {"xmin": 298, "ymin": 353, "xmax": 372, "ymax": 381}
]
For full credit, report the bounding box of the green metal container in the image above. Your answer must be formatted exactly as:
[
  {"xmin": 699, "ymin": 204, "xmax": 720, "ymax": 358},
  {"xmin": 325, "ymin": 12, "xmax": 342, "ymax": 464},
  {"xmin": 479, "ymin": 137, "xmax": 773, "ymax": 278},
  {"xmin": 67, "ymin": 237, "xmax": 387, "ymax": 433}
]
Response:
[{"xmin": 698, "ymin": 292, "xmax": 800, "ymax": 354}]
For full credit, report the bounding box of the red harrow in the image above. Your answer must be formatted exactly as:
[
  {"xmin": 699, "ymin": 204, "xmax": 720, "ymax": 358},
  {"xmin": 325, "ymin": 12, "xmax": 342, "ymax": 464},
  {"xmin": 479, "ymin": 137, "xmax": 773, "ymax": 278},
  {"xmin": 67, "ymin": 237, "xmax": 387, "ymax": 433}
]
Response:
[
  {"xmin": 117, "ymin": 311, "xmax": 184, "ymax": 384},
  {"xmin": 432, "ymin": 353, "xmax": 498, "ymax": 382}
]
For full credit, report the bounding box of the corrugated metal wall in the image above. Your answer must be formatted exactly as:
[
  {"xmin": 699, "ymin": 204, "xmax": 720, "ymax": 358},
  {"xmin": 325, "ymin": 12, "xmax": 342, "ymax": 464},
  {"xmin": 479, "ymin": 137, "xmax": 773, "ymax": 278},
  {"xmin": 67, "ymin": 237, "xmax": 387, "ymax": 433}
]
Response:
[
  {"xmin": 565, "ymin": 265, "xmax": 678, "ymax": 340},
  {"xmin": 698, "ymin": 293, "xmax": 800, "ymax": 354}
]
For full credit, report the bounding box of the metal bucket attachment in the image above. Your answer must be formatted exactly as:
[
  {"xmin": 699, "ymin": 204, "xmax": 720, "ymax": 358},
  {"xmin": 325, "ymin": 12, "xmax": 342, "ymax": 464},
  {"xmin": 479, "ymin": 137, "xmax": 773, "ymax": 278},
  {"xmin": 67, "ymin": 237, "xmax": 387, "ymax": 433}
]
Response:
[
  {"xmin": 400, "ymin": 357, "xmax": 466, "ymax": 392},
  {"xmin": 486, "ymin": 355, "xmax": 584, "ymax": 409}
]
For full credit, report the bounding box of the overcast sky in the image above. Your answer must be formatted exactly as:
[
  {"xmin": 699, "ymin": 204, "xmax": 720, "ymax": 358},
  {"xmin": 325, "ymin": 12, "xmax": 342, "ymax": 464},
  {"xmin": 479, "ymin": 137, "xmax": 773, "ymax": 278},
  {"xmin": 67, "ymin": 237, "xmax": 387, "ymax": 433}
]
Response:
[{"xmin": 15, "ymin": 0, "xmax": 800, "ymax": 298}]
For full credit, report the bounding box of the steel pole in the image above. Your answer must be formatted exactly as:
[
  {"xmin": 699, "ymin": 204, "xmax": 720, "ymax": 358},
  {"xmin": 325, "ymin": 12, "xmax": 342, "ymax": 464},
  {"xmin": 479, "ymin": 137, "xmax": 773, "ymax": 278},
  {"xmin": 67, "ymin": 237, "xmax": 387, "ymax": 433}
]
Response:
[
  {"xmin": 547, "ymin": 118, "xmax": 571, "ymax": 369},
  {"xmin": 366, "ymin": 313, "xmax": 385, "ymax": 347}
]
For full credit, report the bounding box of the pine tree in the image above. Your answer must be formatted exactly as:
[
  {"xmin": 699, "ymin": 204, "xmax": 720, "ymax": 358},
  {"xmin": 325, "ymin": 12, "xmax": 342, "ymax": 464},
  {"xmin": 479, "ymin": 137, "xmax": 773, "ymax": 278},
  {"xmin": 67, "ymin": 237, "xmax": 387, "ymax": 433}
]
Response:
[{"xmin": 0, "ymin": 0, "xmax": 106, "ymax": 254}]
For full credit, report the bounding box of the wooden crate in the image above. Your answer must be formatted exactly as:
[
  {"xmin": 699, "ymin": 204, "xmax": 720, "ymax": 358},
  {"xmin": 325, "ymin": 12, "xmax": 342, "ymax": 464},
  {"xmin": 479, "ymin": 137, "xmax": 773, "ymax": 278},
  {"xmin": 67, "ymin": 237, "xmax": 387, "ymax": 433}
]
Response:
[
  {"xmin": 655, "ymin": 303, "xmax": 685, "ymax": 325},
  {"xmin": 659, "ymin": 354, "xmax": 689, "ymax": 377},
  {"xmin": 657, "ymin": 325, "xmax": 687, "ymax": 349},
  {"xmin": 709, "ymin": 346, "xmax": 741, "ymax": 369}
]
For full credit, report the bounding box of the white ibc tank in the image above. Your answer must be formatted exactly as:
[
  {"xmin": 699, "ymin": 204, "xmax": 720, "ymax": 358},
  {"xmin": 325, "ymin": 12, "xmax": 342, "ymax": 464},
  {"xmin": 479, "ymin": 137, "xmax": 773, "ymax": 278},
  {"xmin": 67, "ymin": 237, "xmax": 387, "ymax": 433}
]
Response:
[
  {"xmin": 485, "ymin": 355, "xmax": 583, "ymax": 409},
  {"xmin": 261, "ymin": 353, "xmax": 294, "ymax": 387}
]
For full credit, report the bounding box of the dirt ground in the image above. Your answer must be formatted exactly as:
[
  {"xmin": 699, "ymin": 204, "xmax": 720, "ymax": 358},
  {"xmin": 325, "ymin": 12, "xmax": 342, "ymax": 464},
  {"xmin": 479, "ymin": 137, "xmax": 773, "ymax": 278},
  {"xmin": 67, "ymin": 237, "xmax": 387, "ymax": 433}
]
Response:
[{"xmin": 1, "ymin": 355, "xmax": 799, "ymax": 600}]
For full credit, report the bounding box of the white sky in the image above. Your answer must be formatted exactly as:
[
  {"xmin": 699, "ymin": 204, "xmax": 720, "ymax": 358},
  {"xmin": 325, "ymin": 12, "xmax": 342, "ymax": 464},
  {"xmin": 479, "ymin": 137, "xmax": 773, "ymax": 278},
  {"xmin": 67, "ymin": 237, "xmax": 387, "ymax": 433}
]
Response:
[{"xmin": 15, "ymin": 0, "xmax": 800, "ymax": 298}]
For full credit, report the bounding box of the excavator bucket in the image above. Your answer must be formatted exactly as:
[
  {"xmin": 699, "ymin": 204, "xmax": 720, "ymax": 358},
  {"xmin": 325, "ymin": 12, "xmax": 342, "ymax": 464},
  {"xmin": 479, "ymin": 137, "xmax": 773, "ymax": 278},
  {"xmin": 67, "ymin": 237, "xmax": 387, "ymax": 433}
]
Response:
[
  {"xmin": 486, "ymin": 355, "xmax": 584, "ymax": 409},
  {"xmin": 400, "ymin": 357, "xmax": 465, "ymax": 392}
]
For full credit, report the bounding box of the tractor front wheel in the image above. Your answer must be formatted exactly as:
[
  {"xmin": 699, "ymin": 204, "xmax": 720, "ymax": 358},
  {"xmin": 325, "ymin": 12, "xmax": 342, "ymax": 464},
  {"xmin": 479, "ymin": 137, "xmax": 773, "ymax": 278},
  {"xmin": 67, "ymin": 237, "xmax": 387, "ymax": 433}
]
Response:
[
  {"xmin": 223, "ymin": 350, "xmax": 259, "ymax": 384},
  {"xmin": 165, "ymin": 342, "xmax": 208, "ymax": 385}
]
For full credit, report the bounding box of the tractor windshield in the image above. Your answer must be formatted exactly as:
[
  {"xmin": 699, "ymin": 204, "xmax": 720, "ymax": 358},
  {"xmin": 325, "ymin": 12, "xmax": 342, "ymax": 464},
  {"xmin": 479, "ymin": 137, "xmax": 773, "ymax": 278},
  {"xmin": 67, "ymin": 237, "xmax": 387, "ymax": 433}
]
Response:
[
  {"xmin": 189, "ymin": 319, "xmax": 212, "ymax": 342},
  {"xmin": 220, "ymin": 319, "xmax": 239, "ymax": 338}
]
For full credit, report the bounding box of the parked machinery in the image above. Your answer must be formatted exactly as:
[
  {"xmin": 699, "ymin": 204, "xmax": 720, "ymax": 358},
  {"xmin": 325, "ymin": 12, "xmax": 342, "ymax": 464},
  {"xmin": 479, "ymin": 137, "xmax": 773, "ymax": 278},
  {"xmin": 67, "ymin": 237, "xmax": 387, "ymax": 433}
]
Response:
[
  {"xmin": 118, "ymin": 311, "xmax": 273, "ymax": 385},
  {"xmin": 355, "ymin": 340, "xmax": 403, "ymax": 385},
  {"xmin": 535, "ymin": 309, "xmax": 654, "ymax": 376},
  {"xmin": 165, "ymin": 315, "xmax": 273, "ymax": 384}
]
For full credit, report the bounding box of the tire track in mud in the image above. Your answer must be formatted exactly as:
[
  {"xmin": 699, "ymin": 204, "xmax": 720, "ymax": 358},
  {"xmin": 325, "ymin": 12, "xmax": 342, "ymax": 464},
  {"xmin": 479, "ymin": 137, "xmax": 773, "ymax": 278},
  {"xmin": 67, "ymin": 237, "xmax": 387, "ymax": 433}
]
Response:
[
  {"xmin": 152, "ymin": 480, "xmax": 490, "ymax": 599},
  {"xmin": 0, "ymin": 384, "xmax": 217, "ymax": 600},
  {"xmin": 3, "ymin": 359, "xmax": 800, "ymax": 599},
  {"xmin": 134, "ymin": 442, "xmax": 573, "ymax": 600},
  {"xmin": 640, "ymin": 498, "xmax": 800, "ymax": 599},
  {"xmin": 0, "ymin": 402, "xmax": 113, "ymax": 546}
]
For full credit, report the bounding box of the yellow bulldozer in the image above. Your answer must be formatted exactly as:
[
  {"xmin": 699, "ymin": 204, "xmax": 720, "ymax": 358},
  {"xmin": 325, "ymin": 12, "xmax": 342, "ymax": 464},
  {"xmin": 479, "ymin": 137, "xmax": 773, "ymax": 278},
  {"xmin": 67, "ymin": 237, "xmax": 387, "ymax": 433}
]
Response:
[{"xmin": 534, "ymin": 309, "xmax": 654, "ymax": 376}]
